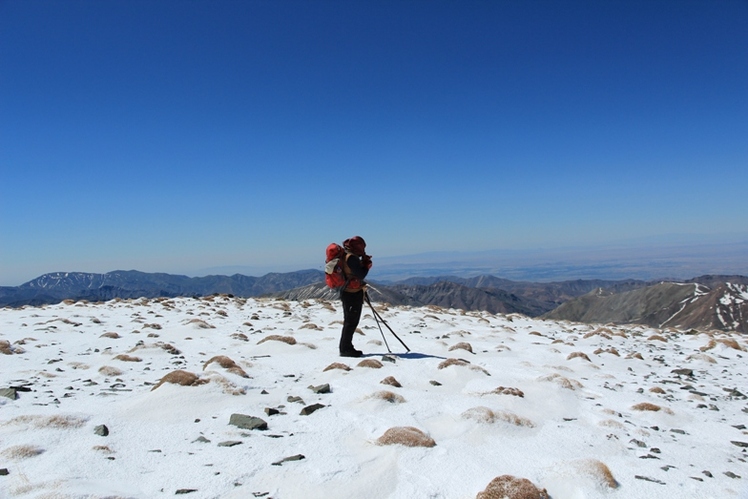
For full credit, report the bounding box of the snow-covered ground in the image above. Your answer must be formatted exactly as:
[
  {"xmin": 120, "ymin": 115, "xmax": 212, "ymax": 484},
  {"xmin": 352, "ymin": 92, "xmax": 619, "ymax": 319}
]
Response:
[{"xmin": 1, "ymin": 295, "xmax": 747, "ymax": 498}]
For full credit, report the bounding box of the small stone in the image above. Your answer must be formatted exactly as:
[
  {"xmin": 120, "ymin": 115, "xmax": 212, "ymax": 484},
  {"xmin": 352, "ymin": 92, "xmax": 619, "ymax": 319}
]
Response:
[
  {"xmin": 724, "ymin": 471, "xmax": 741, "ymax": 479},
  {"xmin": 94, "ymin": 425, "xmax": 109, "ymax": 437},
  {"xmin": 300, "ymin": 403, "xmax": 325, "ymax": 416},
  {"xmin": 381, "ymin": 355, "xmax": 396, "ymax": 363},
  {"xmin": 730, "ymin": 441, "xmax": 748, "ymax": 448},
  {"xmin": 429, "ymin": 380, "xmax": 442, "ymax": 386},
  {"xmin": 229, "ymin": 414, "xmax": 267, "ymax": 431},
  {"xmin": 0, "ymin": 388, "xmax": 18, "ymax": 400},
  {"xmin": 287, "ymin": 396, "xmax": 304, "ymax": 404},
  {"xmin": 634, "ymin": 475, "xmax": 665, "ymax": 485},
  {"xmin": 271, "ymin": 454, "xmax": 305, "ymax": 466},
  {"xmin": 0, "ymin": 468, "xmax": 9, "ymax": 476},
  {"xmin": 265, "ymin": 407, "xmax": 280, "ymax": 416},
  {"xmin": 193, "ymin": 436, "xmax": 211, "ymax": 443},
  {"xmin": 308, "ymin": 384, "xmax": 331, "ymax": 394},
  {"xmin": 260, "ymin": 389, "xmax": 269, "ymax": 395},
  {"xmin": 218, "ymin": 441, "xmax": 243, "ymax": 447},
  {"xmin": 175, "ymin": 489, "xmax": 198, "ymax": 495},
  {"xmin": 725, "ymin": 388, "xmax": 746, "ymax": 398},
  {"xmin": 630, "ymin": 439, "xmax": 647, "ymax": 448},
  {"xmin": 702, "ymin": 470, "xmax": 713, "ymax": 478},
  {"xmin": 671, "ymin": 368, "xmax": 693, "ymax": 377}
]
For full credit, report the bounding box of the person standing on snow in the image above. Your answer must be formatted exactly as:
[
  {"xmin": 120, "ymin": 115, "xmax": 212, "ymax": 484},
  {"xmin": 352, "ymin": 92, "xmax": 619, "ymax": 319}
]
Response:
[{"xmin": 339, "ymin": 236, "xmax": 372, "ymax": 357}]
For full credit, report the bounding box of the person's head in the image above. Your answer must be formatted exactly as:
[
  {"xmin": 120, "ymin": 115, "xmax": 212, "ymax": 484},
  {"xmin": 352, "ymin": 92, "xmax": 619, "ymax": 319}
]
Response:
[{"xmin": 343, "ymin": 236, "xmax": 366, "ymax": 256}]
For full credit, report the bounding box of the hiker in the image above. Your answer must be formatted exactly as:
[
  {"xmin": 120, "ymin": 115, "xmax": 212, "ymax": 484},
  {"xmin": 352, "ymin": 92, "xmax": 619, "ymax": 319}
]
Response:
[{"xmin": 338, "ymin": 236, "xmax": 372, "ymax": 357}]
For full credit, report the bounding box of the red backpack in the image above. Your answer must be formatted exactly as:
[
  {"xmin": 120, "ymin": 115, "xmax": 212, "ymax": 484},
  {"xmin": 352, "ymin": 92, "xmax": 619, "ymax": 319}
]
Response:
[{"xmin": 324, "ymin": 243, "xmax": 347, "ymax": 288}]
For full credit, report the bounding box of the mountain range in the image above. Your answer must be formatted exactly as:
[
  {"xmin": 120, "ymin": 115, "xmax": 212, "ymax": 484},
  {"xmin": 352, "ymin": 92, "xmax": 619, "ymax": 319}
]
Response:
[{"xmin": 1, "ymin": 270, "xmax": 746, "ymax": 332}]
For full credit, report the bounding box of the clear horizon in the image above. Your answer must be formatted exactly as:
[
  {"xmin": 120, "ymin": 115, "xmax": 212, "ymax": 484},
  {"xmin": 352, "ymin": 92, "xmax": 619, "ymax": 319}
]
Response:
[
  {"xmin": 3, "ymin": 235, "xmax": 747, "ymax": 287},
  {"xmin": 2, "ymin": 1, "xmax": 747, "ymax": 286}
]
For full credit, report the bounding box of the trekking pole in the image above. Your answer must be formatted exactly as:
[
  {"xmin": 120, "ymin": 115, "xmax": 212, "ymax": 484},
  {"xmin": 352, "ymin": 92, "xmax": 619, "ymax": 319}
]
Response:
[
  {"xmin": 368, "ymin": 296, "xmax": 392, "ymax": 354},
  {"xmin": 364, "ymin": 291, "xmax": 410, "ymax": 353}
]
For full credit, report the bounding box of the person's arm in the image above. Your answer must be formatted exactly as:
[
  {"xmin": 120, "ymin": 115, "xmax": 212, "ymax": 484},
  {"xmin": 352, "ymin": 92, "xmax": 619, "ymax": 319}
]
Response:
[{"xmin": 347, "ymin": 255, "xmax": 370, "ymax": 281}]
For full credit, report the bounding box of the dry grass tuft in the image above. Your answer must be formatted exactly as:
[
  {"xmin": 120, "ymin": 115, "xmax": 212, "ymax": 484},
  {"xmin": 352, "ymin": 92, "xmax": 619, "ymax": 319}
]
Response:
[
  {"xmin": 300, "ymin": 323, "xmax": 322, "ymax": 330},
  {"xmin": 700, "ymin": 338, "xmax": 744, "ymax": 352},
  {"xmin": 113, "ymin": 354, "xmax": 142, "ymax": 362},
  {"xmin": 488, "ymin": 386, "xmax": 524, "ymax": 397},
  {"xmin": 537, "ymin": 373, "xmax": 583, "ymax": 390},
  {"xmin": 448, "ymin": 342, "xmax": 474, "ymax": 353},
  {"xmin": 593, "ymin": 347, "xmax": 620, "ymax": 356},
  {"xmin": 599, "ymin": 419, "xmax": 625, "ymax": 429},
  {"xmin": 1, "ymin": 340, "xmax": 16, "ymax": 355},
  {"xmin": 203, "ymin": 373, "xmax": 247, "ymax": 395},
  {"xmin": 5, "ymin": 414, "xmax": 88, "ymax": 429},
  {"xmin": 576, "ymin": 459, "xmax": 619, "ymax": 489},
  {"xmin": 649, "ymin": 386, "xmax": 666, "ymax": 394},
  {"xmin": 99, "ymin": 365, "xmax": 124, "ymax": 376},
  {"xmin": 368, "ymin": 390, "xmax": 406, "ymax": 404},
  {"xmin": 462, "ymin": 407, "xmax": 535, "ymax": 427},
  {"xmin": 357, "ymin": 359, "xmax": 384, "ymax": 369},
  {"xmin": 567, "ymin": 351, "xmax": 591, "ymax": 362},
  {"xmin": 584, "ymin": 328, "xmax": 613, "ymax": 340},
  {"xmin": 92, "ymin": 445, "xmax": 114, "ymax": 454},
  {"xmin": 323, "ymin": 362, "xmax": 352, "ymax": 372},
  {"xmin": 187, "ymin": 318, "xmax": 215, "ymax": 329},
  {"xmin": 151, "ymin": 370, "xmax": 209, "ymax": 391},
  {"xmin": 376, "ymin": 426, "xmax": 435, "ymax": 448},
  {"xmin": 626, "ymin": 352, "xmax": 644, "ymax": 360},
  {"xmin": 438, "ymin": 358, "xmax": 469, "ymax": 369},
  {"xmin": 632, "ymin": 402, "xmax": 663, "ymax": 412},
  {"xmin": 647, "ymin": 334, "xmax": 668, "ymax": 342},
  {"xmin": 631, "ymin": 402, "xmax": 674, "ymax": 414},
  {"xmin": 257, "ymin": 335, "xmax": 297, "ymax": 346},
  {"xmin": 100, "ymin": 332, "xmax": 121, "ymax": 339},
  {"xmin": 203, "ymin": 355, "xmax": 237, "ymax": 371},
  {"xmin": 717, "ymin": 337, "xmax": 744, "ymax": 350},
  {"xmin": 685, "ymin": 353, "xmax": 717, "ymax": 363},
  {"xmin": 203, "ymin": 355, "xmax": 249, "ymax": 378},
  {"xmin": 2, "ymin": 445, "xmax": 45, "ymax": 460},
  {"xmin": 380, "ymin": 376, "xmax": 402, "ymax": 388},
  {"xmin": 476, "ymin": 474, "xmax": 549, "ymax": 499},
  {"xmin": 462, "ymin": 406, "xmax": 495, "ymax": 423}
]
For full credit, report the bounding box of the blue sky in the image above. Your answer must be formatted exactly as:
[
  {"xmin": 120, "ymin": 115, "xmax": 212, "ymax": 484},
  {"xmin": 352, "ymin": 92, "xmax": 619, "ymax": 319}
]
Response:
[{"xmin": 2, "ymin": 0, "xmax": 747, "ymax": 285}]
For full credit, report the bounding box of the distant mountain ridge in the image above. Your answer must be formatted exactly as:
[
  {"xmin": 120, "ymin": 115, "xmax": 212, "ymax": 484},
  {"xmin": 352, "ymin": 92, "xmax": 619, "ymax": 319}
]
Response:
[
  {"xmin": 1, "ymin": 270, "xmax": 746, "ymax": 332},
  {"xmin": 0, "ymin": 269, "xmax": 323, "ymax": 307},
  {"xmin": 543, "ymin": 277, "xmax": 748, "ymax": 333}
]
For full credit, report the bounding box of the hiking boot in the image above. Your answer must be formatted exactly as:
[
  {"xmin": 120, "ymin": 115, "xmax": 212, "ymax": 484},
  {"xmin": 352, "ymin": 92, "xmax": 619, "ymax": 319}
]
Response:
[{"xmin": 340, "ymin": 348, "xmax": 363, "ymax": 358}]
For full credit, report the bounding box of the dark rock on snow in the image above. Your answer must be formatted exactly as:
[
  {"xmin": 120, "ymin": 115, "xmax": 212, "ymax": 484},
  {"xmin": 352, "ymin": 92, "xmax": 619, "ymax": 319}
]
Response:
[{"xmin": 229, "ymin": 414, "xmax": 268, "ymax": 431}]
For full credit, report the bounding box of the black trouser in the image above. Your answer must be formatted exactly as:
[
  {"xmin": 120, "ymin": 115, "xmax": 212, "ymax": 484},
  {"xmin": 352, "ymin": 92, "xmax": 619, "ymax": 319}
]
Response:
[{"xmin": 340, "ymin": 290, "xmax": 364, "ymax": 352}]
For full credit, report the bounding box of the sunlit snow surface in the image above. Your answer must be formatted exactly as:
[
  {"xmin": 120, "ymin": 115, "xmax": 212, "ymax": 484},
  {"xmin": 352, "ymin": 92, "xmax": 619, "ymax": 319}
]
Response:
[{"xmin": 1, "ymin": 296, "xmax": 747, "ymax": 498}]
